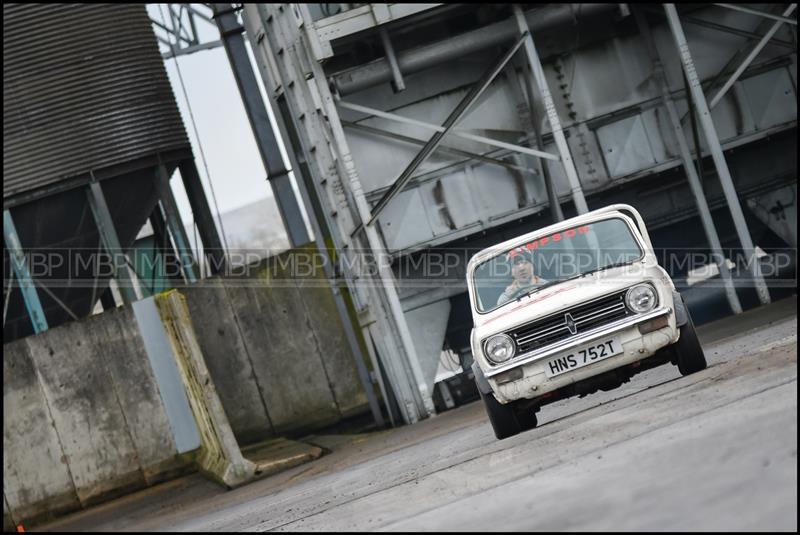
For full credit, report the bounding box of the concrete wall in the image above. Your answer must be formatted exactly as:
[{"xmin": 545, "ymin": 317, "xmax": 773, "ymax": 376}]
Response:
[
  {"xmin": 3, "ymin": 246, "xmax": 371, "ymax": 526},
  {"xmin": 183, "ymin": 246, "xmax": 370, "ymax": 444},
  {"xmin": 3, "ymin": 306, "xmax": 192, "ymax": 527}
]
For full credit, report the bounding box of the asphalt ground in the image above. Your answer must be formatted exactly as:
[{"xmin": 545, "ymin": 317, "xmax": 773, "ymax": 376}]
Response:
[{"xmin": 35, "ymin": 296, "xmax": 797, "ymax": 532}]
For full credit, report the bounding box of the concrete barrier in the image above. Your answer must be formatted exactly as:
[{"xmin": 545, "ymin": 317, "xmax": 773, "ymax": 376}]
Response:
[
  {"xmin": 155, "ymin": 290, "xmax": 256, "ymax": 488},
  {"xmin": 183, "ymin": 246, "xmax": 370, "ymax": 443},
  {"xmin": 2, "ymin": 306, "xmax": 193, "ymax": 527},
  {"xmin": 3, "ymin": 246, "xmax": 373, "ymax": 526}
]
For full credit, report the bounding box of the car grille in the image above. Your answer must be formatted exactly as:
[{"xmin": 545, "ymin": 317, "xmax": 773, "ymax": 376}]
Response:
[{"xmin": 509, "ymin": 290, "xmax": 632, "ymax": 355}]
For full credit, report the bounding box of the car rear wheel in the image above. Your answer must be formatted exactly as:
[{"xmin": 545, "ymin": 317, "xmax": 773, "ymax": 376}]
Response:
[
  {"xmin": 674, "ymin": 303, "xmax": 707, "ymax": 376},
  {"xmin": 479, "ymin": 388, "xmax": 521, "ymax": 440}
]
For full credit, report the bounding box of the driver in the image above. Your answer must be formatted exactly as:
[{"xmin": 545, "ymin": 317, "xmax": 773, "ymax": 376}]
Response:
[{"xmin": 496, "ymin": 251, "xmax": 547, "ymax": 306}]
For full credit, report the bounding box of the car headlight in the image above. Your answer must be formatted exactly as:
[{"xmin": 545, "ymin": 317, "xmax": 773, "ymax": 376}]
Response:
[
  {"xmin": 484, "ymin": 334, "xmax": 516, "ymax": 364},
  {"xmin": 626, "ymin": 284, "xmax": 657, "ymax": 313}
]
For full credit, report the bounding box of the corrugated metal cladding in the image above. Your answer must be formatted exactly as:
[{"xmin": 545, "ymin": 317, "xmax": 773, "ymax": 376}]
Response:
[{"xmin": 3, "ymin": 3, "xmax": 190, "ymax": 201}]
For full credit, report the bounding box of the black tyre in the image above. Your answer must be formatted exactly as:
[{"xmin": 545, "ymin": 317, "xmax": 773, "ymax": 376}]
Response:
[
  {"xmin": 479, "ymin": 388, "xmax": 521, "ymax": 440},
  {"xmin": 515, "ymin": 407, "xmax": 539, "ymax": 431},
  {"xmin": 674, "ymin": 302, "xmax": 707, "ymax": 376}
]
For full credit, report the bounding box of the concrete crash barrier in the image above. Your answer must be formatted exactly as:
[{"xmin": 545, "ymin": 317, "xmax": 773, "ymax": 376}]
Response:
[
  {"xmin": 154, "ymin": 290, "xmax": 256, "ymax": 488},
  {"xmin": 153, "ymin": 290, "xmax": 324, "ymax": 486},
  {"xmin": 2, "ymin": 306, "xmax": 194, "ymax": 528},
  {"xmin": 3, "ymin": 291, "xmax": 326, "ymax": 529},
  {"xmin": 181, "ymin": 244, "xmax": 370, "ymax": 445}
]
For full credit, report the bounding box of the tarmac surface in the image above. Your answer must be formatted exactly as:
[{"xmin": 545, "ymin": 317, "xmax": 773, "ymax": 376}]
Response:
[{"xmin": 36, "ymin": 296, "xmax": 797, "ymax": 532}]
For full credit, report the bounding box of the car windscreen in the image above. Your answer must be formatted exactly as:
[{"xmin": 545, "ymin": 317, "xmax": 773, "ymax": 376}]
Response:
[{"xmin": 472, "ymin": 217, "xmax": 643, "ymax": 313}]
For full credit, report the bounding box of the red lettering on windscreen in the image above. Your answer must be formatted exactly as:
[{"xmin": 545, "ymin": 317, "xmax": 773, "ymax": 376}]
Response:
[{"xmin": 515, "ymin": 224, "xmax": 592, "ymax": 252}]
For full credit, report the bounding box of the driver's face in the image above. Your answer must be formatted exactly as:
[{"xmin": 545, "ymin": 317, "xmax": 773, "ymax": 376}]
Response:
[{"xmin": 512, "ymin": 259, "xmax": 534, "ymax": 283}]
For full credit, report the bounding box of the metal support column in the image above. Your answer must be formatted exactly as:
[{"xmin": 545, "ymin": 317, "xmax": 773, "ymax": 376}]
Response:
[
  {"xmin": 178, "ymin": 159, "xmax": 226, "ymax": 274},
  {"xmin": 86, "ymin": 180, "xmax": 139, "ymax": 305},
  {"xmin": 150, "ymin": 203, "xmax": 185, "ymax": 286},
  {"xmin": 156, "ymin": 163, "xmax": 198, "ymax": 283},
  {"xmin": 100, "ymin": 286, "xmax": 117, "ymax": 311},
  {"xmin": 634, "ymin": 7, "xmax": 742, "ymax": 314},
  {"xmin": 514, "ymin": 56, "xmax": 565, "ymax": 222},
  {"xmin": 379, "ymin": 26, "xmax": 406, "ymax": 92},
  {"xmin": 210, "ymin": 3, "xmax": 311, "ymax": 247},
  {"xmin": 664, "ymin": 3, "xmax": 771, "ymax": 306},
  {"xmin": 3, "ymin": 209, "xmax": 48, "ymax": 333},
  {"xmin": 513, "ymin": 4, "xmax": 589, "ymax": 215}
]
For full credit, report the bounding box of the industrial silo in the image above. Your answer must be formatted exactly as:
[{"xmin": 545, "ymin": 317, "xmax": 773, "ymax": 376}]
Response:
[{"xmin": 3, "ymin": 3, "xmax": 222, "ymax": 342}]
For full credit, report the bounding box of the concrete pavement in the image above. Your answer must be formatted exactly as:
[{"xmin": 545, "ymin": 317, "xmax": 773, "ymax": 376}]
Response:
[{"xmin": 34, "ymin": 296, "xmax": 797, "ymax": 531}]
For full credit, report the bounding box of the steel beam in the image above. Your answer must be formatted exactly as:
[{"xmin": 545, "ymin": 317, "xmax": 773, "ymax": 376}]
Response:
[
  {"xmin": 155, "ymin": 164, "xmax": 198, "ymax": 283},
  {"xmin": 314, "ymin": 3, "xmax": 443, "ymax": 46},
  {"xmin": 150, "ymin": 203, "xmax": 185, "ymax": 286},
  {"xmin": 3, "ymin": 209, "xmax": 48, "ymax": 333},
  {"xmin": 186, "ymin": 4, "xmax": 214, "ymax": 24},
  {"xmin": 330, "ymin": 4, "xmax": 619, "ymax": 95},
  {"xmin": 664, "ymin": 3, "xmax": 771, "ymax": 306},
  {"xmin": 680, "ymin": 14, "xmax": 794, "ymax": 49},
  {"xmin": 675, "ymin": 5, "xmax": 793, "ymax": 126},
  {"xmin": 210, "ymin": 3, "xmax": 311, "ymax": 247},
  {"xmin": 709, "ymin": 4, "xmax": 797, "ymax": 109},
  {"xmin": 512, "ymin": 55, "xmax": 565, "ymax": 222},
  {"xmin": 379, "ymin": 27, "xmax": 406, "ymax": 92},
  {"xmin": 177, "ymin": 159, "xmax": 226, "ymax": 275},
  {"xmin": 635, "ymin": 7, "xmax": 742, "ymax": 315},
  {"xmin": 161, "ymin": 40, "xmax": 224, "ymax": 59},
  {"xmin": 513, "ymin": 4, "xmax": 589, "ymax": 215},
  {"xmin": 85, "ymin": 180, "xmax": 139, "ymax": 304},
  {"xmin": 713, "ymin": 3, "xmax": 797, "ymax": 25},
  {"xmin": 337, "ymin": 100, "xmax": 559, "ymax": 161},
  {"xmin": 342, "ymin": 120, "xmax": 540, "ymax": 175},
  {"xmin": 366, "ymin": 33, "xmax": 528, "ymax": 226}
]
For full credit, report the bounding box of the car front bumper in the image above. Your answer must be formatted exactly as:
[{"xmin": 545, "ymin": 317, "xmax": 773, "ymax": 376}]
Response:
[{"xmin": 488, "ymin": 307, "xmax": 678, "ymax": 404}]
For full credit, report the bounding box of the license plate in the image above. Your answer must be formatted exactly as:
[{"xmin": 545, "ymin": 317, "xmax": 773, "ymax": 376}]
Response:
[{"xmin": 544, "ymin": 337, "xmax": 623, "ymax": 378}]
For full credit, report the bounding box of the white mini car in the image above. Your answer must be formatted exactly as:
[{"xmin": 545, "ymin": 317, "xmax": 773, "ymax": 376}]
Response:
[{"xmin": 467, "ymin": 204, "xmax": 706, "ymax": 439}]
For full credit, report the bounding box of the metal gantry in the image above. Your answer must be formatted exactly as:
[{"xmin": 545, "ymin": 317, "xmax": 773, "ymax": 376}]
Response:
[
  {"xmin": 152, "ymin": 3, "xmax": 224, "ymax": 59},
  {"xmin": 139, "ymin": 2, "xmax": 800, "ymax": 426},
  {"xmin": 237, "ymin": 3, "xmax": 607, "ymax": 423},
  {"xmin": 664, "ymin": 3, "xmax": 774, "ymax": 306}
]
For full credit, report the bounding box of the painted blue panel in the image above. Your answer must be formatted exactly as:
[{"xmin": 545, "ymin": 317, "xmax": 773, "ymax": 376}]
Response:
[{"xmin": 132, "ymin": 297, "xmax": 201, "ymax": 454}]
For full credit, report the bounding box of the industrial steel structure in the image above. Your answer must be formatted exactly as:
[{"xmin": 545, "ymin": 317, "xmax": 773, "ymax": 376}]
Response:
[
  {"xmin": 5, "ymin": 3, "xmax": 796, "ymax": 427},
  {"xmin": 231, "ymin": 3, "xmax": 796, "ymax": 424}
]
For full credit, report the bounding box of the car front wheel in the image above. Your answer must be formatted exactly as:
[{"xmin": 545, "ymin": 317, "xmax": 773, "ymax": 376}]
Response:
[
  {"xmin": 479, "ymin": 388, "xmax": 521, "ymax": 440},
  {"xmin": 674, "ymin": 302, "xmax": 707, "ymax": 376}
]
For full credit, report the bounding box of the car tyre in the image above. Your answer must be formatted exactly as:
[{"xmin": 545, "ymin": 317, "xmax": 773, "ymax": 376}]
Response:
[
  {"xmin": 479, "ymin": 388, "xmax": 521, "ymax": 440},
  {"xmin": 514, "ymin": 406, "xmax": 539, "ymax": 431},
  {"xmin": 675, "ymin": 302, "xmax": 707, "ymax": 376}
]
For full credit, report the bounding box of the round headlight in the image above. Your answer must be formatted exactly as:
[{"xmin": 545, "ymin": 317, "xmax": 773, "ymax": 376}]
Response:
[
  {"xmin": 626, "ymin": 284, "xmax": 657, "ymax": 313},
  {"xmin": 484, "ymin": 334, "xmax": 516, "ymax": 364}
]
